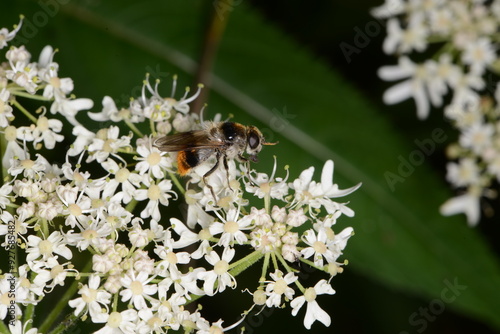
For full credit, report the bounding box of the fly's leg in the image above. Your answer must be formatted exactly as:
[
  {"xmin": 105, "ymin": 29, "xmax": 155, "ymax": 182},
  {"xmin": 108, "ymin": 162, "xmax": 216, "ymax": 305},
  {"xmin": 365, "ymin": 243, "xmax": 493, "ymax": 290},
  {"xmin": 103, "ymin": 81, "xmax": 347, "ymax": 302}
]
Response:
[
  {"xmin": 221, "ymin": 155, "xmax": 235, "ymax": 193},
  {"xmin": 203, "ymin": 151, "xmax": 221, "ymax": 203}
]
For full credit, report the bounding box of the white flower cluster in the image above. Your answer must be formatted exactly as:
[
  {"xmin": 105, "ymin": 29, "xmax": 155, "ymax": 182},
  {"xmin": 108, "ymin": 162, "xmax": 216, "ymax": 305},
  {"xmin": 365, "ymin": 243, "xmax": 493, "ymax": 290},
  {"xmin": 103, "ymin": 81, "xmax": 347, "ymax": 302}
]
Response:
[
  {"xmin": 0, "ymin": 17, "xmax": 361, "ymax": 333},
  {"xmin": 374, "ymin": 0, "xmax": 500, "ymax": 226}
]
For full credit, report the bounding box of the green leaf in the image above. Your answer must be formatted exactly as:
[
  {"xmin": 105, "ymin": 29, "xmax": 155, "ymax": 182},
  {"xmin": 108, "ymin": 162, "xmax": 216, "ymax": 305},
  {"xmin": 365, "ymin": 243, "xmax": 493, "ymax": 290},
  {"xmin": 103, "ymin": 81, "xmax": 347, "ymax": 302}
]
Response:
[{"xmin": 3, "ymin": 0, "xmax": 500, "ymax": 331}]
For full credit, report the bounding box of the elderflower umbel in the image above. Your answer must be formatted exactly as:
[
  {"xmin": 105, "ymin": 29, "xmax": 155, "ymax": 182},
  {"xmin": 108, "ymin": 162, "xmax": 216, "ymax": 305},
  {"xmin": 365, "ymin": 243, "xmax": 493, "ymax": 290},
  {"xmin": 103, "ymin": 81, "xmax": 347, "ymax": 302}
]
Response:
[{"xmin": 0, "ymin": 16, "xmax": 361, "ymax": 333}]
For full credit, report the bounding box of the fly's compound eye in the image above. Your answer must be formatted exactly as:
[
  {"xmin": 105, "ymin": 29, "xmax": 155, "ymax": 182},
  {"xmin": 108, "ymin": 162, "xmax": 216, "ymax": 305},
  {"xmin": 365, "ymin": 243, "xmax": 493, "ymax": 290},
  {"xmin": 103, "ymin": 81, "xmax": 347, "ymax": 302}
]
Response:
[{"xmin": 248, "ymin": 132, "xmax": 260, "ymax": 149}]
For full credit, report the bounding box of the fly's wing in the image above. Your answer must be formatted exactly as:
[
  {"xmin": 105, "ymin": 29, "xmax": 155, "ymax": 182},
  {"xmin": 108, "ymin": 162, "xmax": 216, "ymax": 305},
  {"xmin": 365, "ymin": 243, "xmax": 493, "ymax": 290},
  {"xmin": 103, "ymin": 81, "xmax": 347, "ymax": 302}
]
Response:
[{"xmin": 153, "ymin": 130, "xmax": 224, "ymax": 152}]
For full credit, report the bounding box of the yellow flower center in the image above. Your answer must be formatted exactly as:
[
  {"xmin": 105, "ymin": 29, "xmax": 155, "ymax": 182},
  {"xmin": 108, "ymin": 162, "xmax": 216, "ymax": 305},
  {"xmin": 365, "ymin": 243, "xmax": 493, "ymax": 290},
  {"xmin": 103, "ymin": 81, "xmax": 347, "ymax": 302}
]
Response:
[
  {"xmin": 147, "ymin": 152, "xmax": 161, "ymax": 166},
  {"xmin": 107, "ymin": 311, "xmax": 122, "ymax": 328},
  {"xmin": 224, "ymin": 221, "xmax": 239, "ymax": 234},
  {"xmin": 130, "ymin": 280, "xmax": 143, "ymax": 295},
  {"xmin": 147, "ymin": 184, "xmax": 161, "ymax": 201},
  {"xmin": 273, "ymin": 279, "xmax": 287, "ymax": 295},
  {"xmin": 37, "ymin": 116, "xmax": 49, "ymax": 132},
  {"xmin": 313, "ymin": 241, "xmax": 326, "ymax": 254},
  {"xmin": 214, "ymin": 260, "xmax": 228, "ymax": 275},
  {"xmin": 39, "ymin": 240, "xmax": 53, "ymax": 254}
]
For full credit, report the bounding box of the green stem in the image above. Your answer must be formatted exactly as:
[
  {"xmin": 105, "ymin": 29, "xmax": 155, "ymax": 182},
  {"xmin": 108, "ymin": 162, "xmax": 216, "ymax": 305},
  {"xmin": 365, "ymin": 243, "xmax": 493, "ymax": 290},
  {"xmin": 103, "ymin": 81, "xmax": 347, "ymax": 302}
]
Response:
[
  {"xmin": 274, "ymin": 252, "xmax": 308, "ymax": 292},
  {"xmin": 168, "ymin": 171, "xmax": 185, "ymax": 195},
  {"xmin": 112, "ymin": 292, "xmax": 119, "ymax": 312},
  {"xmin": 41, "ymin": 218, "xmax": 49, "ymax": 238},
  {"xmin": 275, "ymin": 251, "xmax": 298, "ymax": 274},
  {"xmin": 270, "ymin": 251, "xmax": 279, "ymax": 271},
  {"xmin": 149, "ymin": 117, "xmax": 157, "ymax": 137},
  {"xmin": 0, "ymin": 317, "xmax": 9, "ymax": 332},
  {"xmin": 228, "ymin": 250, "xmax": 263, "ymax": 276},
  {"xmin": 38, "ymin": 259, "xmax": 93, "ymax": 333},
  {"xmin": 260, "ymin": 252, "xmax": 270, "ymax": 281},
  {"xmin": 12, "ymin": 100, "xmax": 38, "ymax": 123},
  {"xmin": 9, "ymin": 90, "xmax": 51, "ymax": 101},
  {"xmin": 47, "ymin": 313, "xmax": 81, "ymax": 334},
  {"xmin": 186, "ymin": 250, "xmax": 264, "ymax": 306},
  {"xmin": 264, "ymin": 192, "xmax": 271, "ymax": 214},
  {"xmin": 124, "ymin": 118, "xmax": 144, "ymax": 138},
  {"xmin": 125, "ymin": 199, "xmax": 138, "ymax": 213},
  {"xmin": 0, "ymin": 131, "xmax": 7, "ymax": 183},
  {"xmin": 23, "ymin": 300, "xmax": 35, "ymax": 330}
]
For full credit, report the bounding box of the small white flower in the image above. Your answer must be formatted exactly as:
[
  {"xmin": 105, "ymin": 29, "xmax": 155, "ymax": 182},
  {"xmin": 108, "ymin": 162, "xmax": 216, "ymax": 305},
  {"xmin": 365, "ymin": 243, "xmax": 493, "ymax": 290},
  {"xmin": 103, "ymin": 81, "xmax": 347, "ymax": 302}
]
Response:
[
  {"xmin": 88, "ymin": 96, "xmax": 125, "ymax": 122},
  {"xmin": 383, "ymin": 13, "xmax": 428, "ymax": 54},
  {"xmin": 440, "ymin": 190, "xmax": 481, "ymax": 227},
  {"xmin": 378, "ymin": 57, "xmax": 433, "ymax": 119},
  {"xmin": 0, "ymin": 16, "xmax": 23, "ymax": 49},
  {"xmin": 69, "ymin": 275, "xmax": 112, "ymax": 322},
  {"xmin": 286, "ymin": 208, "xmax": 308, "ymax": 227},
  {"xmin": 8, "ymin": 320, "xmax": 41, "ymax": 334},
  {"xmin": 31, "ymin": 257, "xmax": 76, "ymax": 291},
  {"xmin": 371, "ymin": 0, "xmax": 405, "ymax": 19},
  {"xmin": 49, "ymin": 97, "xmax": 94, "ymax": 125},
  {"xmin": 197, "ymin": 248, "xmax": 237, "ymax": 296},
  {"xmin": 245, "ymin": 159, "xmax": 289, "ymax": 200},
  {"xmin": 93, "ymin": 309, "xmax": 138, "ymax": 334},
  {"xmin": 291, "ymin": 279, "xmax": 335, "ymax": 329},
  {"xmin": 26, "ymin": 231, "xmax": 72, "ymax": 263},
  {"xmin": 135, "ymin": 137, "xmax": 174, "ymax": 178},
  {"xmin": 17, "ymin": 114, "xmax": 64, "ymax": 150},
  {"xmin": 65, "ymin": 217, "xmax": 113, "ymax": 251},
  {"xmin": 445, "ymin": 158, "xmax": 480, "ymax": 188},
  {"xmin": 290, "ymin": 160, "xmax": 361, "ymax": 216},
  {"xmin": 101, "ymin": 159, "xmax": 143, "ymax": 204},
  {"xmin": 37, "ymin": 46, "xmax": 75, "ymax": 100},
  {"xmin": 135, "ymin": 179, "xmax": 176, "ymax": 221},
  {"xmin": 87, "ymin": 126, "xmax": 131, "ymax": 163},
  {"xmin": 209, "ymin": 206, "xmax": 252, "ymax": 247},
  {"xmin": 301, "ymin": 228, "xmax": 337, "ymax": 267},
  {"xmin": 0, "ymin": 88, "xmax": 14, "ymax": 127},
  {"xmin": 459, "ymin": 122, "xmax": 494, "ymax": 155},
  {"xmin": 68, "ymin": 125, "xmax": 95, "ymax": 156},
  {"xmin": 462, "ymin": 37, "xmax": 496, "ymax": 74},
  {"xmin": 264, "ymin": 270, "xmax": 297, "ymax": 308},
  {"xmin": 0, "ymin": 276, "xmax": 22, "ymax": 321},
  {"xmin": 119, "ymin": 270, "xmax": 158, "ymax": 310}
]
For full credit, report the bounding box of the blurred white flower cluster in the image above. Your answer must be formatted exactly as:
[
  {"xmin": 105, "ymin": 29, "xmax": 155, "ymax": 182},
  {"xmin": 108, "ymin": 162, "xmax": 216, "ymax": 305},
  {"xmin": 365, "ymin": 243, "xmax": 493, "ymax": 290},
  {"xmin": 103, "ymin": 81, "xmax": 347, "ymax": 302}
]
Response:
[
  {"xmin": 0, "ymin": 17, "xmax": 361, "ymax": 333},
  {"xmin": 374, "ymin": 0, "xmax": 500, "ymax": 226}
]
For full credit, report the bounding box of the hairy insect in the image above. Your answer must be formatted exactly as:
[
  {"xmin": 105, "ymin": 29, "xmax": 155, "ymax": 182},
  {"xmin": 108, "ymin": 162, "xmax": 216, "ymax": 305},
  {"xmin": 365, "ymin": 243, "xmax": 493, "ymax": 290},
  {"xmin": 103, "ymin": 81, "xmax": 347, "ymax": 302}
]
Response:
[{"xmin": 154, "ymin": 121, "xmax": 277, "ymax": 200}]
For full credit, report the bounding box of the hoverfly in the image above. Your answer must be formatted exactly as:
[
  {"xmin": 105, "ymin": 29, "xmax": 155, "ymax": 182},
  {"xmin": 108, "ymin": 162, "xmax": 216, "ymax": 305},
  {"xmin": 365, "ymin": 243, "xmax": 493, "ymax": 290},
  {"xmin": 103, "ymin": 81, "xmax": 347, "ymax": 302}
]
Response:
[{"xmin": 153, "ymin": 121, "xmax": 277, "ymax": 201}]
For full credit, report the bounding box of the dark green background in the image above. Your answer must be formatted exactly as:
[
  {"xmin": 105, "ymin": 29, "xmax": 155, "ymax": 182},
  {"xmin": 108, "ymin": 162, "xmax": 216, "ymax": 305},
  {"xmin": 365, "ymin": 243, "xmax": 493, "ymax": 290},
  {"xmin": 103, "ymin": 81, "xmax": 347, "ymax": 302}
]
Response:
[{"xmin": 1, "ymin": 1, "xmax": 500, "ymax": 333}]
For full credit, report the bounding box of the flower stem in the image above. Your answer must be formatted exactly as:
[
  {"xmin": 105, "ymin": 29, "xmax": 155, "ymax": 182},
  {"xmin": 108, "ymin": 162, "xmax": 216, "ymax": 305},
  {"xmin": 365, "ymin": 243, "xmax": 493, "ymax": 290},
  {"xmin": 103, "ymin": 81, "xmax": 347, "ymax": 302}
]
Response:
[
  {"xmin": 125, "ymin": 199, "xmax": 138, "ymax": 213},
  {"xmin": 264, "ymin": 192, "xmax": 271, "ymax": 214},
  {"xmin": 47, "ymin": 313, "xmax": 81, "ymax": 334},
  {"xmin": 38, "ymin": 259, "xmax": 93, "ymax": 333},
  {"xmin": 0, "ymin": 130, "xmax": 7, "ymax": 183},
  {"xmin": 228, "ymin": 250, "xmax": 263, "ymax": 277},
  {"xmin": 12, "ymin": 99, "xmax": 38, "ymax": 123},
  {"xmin": 9, "ymin": 89, "xmax": 51, "ymax": 101},
  {"xmin": 22, "ymin": 301, "xmax": 35, "ymax": 330},
  {"xmin": 168, "ymin": 171, "xmax": 185, "ymax": 195},
  {"xmin": 0, "ymin": 319, "xmax": 8, "ymax": 333},
  {"xmin": 124, "ymin": 118, "xmax": 144, "ymax": 138},
  {"xmin": 260, "ymin": 252, "xmax": 270, "ymax": 281}
]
